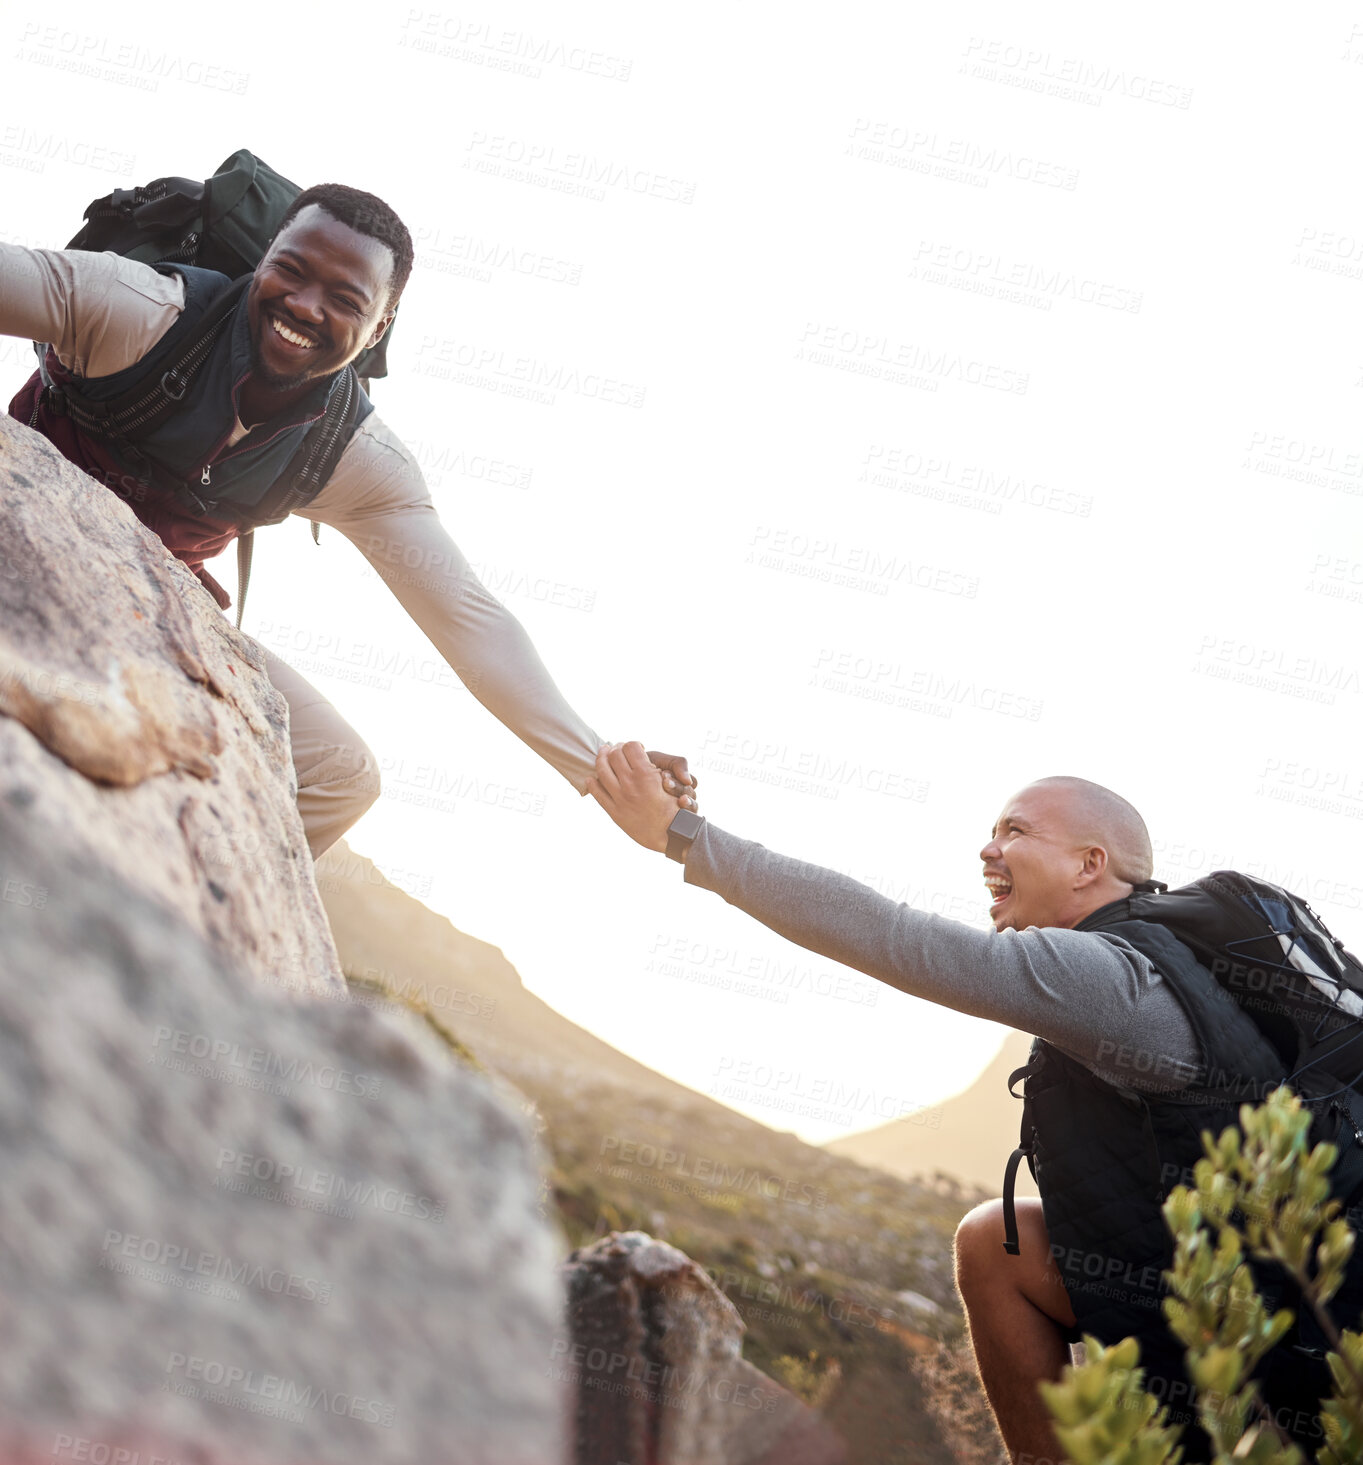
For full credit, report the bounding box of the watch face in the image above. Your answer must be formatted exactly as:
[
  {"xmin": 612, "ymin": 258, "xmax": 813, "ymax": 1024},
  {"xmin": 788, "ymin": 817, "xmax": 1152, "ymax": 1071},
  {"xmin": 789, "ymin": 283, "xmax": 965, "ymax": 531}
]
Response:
[
  {"xmin": 669, "ymin": 810, "xmax": 704, "ymax": 840},
  {"xmin": 666, "ymin": 809, "xmax": 704, "ymax": 862}
]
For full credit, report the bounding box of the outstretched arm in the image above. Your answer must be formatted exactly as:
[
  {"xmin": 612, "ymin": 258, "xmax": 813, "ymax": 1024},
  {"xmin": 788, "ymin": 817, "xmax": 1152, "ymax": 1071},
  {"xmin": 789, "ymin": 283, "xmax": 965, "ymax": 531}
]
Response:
[
  {"xmin": 588, "ymin": 742, "xmax": 1200, "ymax": 1085},
  {"xmin": 306, "ymin": 421, "xmax": 695, "ymax": 797}
]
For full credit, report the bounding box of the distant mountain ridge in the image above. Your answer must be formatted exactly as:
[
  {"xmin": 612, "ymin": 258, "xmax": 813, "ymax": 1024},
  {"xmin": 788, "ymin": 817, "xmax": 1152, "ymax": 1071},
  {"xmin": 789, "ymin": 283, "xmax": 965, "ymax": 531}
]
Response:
[
  {"xmin": 315, "ymin": 841, "xmax": 743, "ymax": 1106},
  {"xmin": 827, "ymin": 1030, "xmax": 1038, "ymax": 1197}
]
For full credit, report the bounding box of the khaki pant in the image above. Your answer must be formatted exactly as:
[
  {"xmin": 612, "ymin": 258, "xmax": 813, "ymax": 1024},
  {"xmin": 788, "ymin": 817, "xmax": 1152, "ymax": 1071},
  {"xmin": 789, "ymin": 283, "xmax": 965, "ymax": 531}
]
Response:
[{"xmin": 260, "ymin": 646, "xmax": 381, "ymax": 860}]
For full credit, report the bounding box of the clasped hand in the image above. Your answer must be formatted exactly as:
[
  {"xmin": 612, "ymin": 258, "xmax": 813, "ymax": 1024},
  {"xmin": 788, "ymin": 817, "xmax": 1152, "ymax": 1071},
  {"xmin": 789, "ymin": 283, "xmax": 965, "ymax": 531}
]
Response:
[{"xmin": 589, "ymin": 742, "xmax": 697, "ymax": 853}]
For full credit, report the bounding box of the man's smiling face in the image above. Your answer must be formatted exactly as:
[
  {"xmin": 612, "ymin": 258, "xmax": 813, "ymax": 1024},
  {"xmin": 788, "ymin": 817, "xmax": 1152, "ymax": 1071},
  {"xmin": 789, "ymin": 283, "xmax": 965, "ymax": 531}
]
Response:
[
  {"xmin": 979, "ymin": 783, "xmax": 1094, "ymax": 933},
  {"xmin": 246, "ymin": 203, "xmax": 396, "ymax": 393}
]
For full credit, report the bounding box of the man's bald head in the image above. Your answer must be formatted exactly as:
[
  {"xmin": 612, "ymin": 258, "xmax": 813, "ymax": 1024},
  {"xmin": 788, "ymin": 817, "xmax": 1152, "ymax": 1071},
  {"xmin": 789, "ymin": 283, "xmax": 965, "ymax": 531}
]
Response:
[
  {"xmin": 1027, "ymin": 776, "xmax": 1154, "ymax": 886},
  {"xmin": 980, "ymin": 777, "xmax": 1154, "ymax": 932}
]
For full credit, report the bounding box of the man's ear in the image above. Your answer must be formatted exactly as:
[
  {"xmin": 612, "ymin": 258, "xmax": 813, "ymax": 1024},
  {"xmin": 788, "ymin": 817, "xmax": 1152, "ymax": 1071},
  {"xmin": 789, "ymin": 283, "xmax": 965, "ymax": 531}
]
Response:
[
  {"xmin": 365, "ymin": 310, "xmax": 396, "ymax": 351},
  {"xmin": 1076, "ymin": 845, "xmax": 1109, "ymax": 886}
]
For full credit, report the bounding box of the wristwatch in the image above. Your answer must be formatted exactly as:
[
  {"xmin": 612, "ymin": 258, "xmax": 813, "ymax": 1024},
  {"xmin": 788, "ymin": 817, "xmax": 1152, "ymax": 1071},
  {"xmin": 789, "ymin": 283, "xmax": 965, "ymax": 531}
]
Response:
[{"xmin": 665, "ymin": 809, "xmax": 706, "ymax": 864}]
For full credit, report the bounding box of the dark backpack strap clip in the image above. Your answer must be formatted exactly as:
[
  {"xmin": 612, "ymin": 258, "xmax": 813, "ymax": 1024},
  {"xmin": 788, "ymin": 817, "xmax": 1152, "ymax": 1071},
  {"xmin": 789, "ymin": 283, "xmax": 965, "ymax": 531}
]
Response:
[
  {"xmin": 1007, "ymin": 1056, "xmax": 1044, "ymax": 1099},
  {"xmin": 1002, "ymin": 1048, "xmax": 1047, "ymax": 1255},
  {"xmin": 1002, "ymin": 1145, "xmax": 1030, "ymax": 1255}
]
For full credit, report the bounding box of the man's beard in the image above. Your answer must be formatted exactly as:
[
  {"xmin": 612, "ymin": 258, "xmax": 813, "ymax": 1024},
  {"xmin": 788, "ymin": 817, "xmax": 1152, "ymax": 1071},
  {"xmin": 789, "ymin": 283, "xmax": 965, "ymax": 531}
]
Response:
[{"xmin": 248, "ymin": 328, "xmax": 325, "ymax": 392}]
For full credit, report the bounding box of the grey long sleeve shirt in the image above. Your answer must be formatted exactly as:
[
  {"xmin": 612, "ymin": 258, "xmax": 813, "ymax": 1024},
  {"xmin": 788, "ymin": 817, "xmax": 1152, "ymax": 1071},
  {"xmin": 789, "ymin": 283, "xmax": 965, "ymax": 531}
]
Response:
[{"xmin": 685, "ymin": 823, "xmax": 1203, "ymax": 1092}]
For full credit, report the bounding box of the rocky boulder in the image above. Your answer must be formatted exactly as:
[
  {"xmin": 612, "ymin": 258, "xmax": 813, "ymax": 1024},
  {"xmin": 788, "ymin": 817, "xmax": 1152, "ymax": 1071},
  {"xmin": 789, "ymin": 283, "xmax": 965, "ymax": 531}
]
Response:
[
  {"xmin": 561, "ymin": 1232, "xmax": 848, "ymax": 1465},
  {"xmin": 0, "ymin": 416, "xmax": 569, "ymax": 1464},
  {"xmin": 0, "ymin": 412, "xmax": 338, "ymax": 995}
]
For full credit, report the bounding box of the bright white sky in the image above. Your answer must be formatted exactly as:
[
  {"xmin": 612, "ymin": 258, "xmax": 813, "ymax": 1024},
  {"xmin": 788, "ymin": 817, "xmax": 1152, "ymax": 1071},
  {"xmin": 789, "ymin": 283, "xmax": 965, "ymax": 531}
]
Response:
[{"xmin": 5, "ymin": 4, "xmax": 1362, "ymax": 1143}]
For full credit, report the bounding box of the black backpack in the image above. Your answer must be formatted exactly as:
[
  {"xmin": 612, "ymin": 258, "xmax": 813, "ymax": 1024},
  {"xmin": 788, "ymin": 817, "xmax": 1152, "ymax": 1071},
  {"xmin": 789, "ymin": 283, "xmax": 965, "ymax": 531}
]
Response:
[
  {"xmin": 1002, "ymin": 871, "xmax": 1363, "ymax": 1256},
  {"xmin": 42, "ymin": 149, "xmax": 394, "ymax": 626},
  {"xmin": 66, "ymin": 148, "xmax": 395, "ymax": 381},
  {"xmin": 1121, "ymin": 871, "xmax": 1363, "ymax": 1101},
  {"xmin": 1091, "ymin": 874, "xmax": 1363, "ymax": 1362}
]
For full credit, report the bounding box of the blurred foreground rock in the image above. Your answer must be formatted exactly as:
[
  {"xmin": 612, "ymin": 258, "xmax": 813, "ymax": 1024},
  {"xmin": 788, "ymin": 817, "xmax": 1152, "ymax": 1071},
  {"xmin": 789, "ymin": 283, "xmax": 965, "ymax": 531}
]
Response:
[
  {"xmin": 562, "ymin": 1232, "xmax": 848, "ymax": 1465},
  {"xmin": 0, "ymin": 417, "xmax": 568, "ymax": 1463}
]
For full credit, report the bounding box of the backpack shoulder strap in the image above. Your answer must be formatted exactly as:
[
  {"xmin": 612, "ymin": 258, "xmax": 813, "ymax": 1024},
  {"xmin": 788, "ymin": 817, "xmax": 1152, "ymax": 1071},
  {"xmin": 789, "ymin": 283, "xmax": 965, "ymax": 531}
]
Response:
[{"xmin": 48, "ymin": 274, "xmax": 248, "ymax": 447}]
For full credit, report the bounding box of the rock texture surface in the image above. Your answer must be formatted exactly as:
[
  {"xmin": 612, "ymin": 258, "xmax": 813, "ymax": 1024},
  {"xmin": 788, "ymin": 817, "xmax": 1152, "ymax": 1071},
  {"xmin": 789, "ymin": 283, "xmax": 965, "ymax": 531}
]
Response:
[
  {"xmin": 0, "ymin": 413, "xmax": 338, "ymax": 994},
  {"xmin": 0, "ymin": 418, "xmax": 569, "ymax": 1464},
  {"xmin": 0, "ymin": 806, "xmax": 568, "ymax": 1465},
  {"xmin": 562, "ymin": 1232, "xmax": 848, "ymax": 1465}
]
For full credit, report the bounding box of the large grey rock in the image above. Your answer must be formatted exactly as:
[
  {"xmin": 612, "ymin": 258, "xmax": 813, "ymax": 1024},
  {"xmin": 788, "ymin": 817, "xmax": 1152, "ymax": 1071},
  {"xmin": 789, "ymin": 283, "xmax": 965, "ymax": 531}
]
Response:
[
  {"xmin": 0, "ymin": 413, "xmax": 338, "ymax": 995},
  {"xmin": 0, "ymin": 802, "xmax": 568, "ymax": 1465},
  {"xmin": 561, "ymin": 1232, "xmax": 848, "ymax": 1465},
  {"xmin": 0, "ymin": 415, "xmax": 568, "ymax": 1463}
]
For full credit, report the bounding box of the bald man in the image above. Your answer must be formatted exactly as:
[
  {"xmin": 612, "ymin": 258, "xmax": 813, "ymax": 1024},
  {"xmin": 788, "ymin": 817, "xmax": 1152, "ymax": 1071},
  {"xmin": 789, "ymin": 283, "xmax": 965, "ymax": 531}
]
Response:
[{"xmin": 588, "ymin": 746, "xmax": 1330, "ymax": 1463}]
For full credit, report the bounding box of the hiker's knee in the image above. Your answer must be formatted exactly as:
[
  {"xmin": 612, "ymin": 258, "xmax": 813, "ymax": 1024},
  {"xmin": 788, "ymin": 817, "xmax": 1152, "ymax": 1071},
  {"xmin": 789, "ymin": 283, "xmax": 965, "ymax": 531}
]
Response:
[
  {"xmin": 957, "ymin": 1198, "xmax": 1077, "ymax": 1334},
  {"xmin": 331, "ymin": 736, "xmax": 381, "ymax": 816},
  {"xmin": 956, "ymin": 1198, "xmax": 1053, "ymax": 1292},
  {"xmin": 955, "ymin": 1199, "xmax": 1009, "ymax": 1297},
  {"xmin": 296, "ymin": 735, "xmax": 382, "ymax": 860}
]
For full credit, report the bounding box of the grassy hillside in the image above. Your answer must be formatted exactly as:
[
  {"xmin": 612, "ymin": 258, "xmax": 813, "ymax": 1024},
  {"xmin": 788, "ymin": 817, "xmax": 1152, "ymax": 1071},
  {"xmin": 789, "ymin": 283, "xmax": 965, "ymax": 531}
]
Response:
[{"xmin": 316, "ymin": 842, "xmax": 1004, "ymax": 1465}]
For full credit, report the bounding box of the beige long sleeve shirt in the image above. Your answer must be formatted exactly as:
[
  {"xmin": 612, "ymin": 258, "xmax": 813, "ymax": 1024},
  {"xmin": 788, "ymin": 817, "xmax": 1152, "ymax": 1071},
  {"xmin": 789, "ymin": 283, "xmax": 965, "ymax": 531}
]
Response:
[{"xmin": 0, "ymin": 243, "xmax": 603, "ymax": 791}]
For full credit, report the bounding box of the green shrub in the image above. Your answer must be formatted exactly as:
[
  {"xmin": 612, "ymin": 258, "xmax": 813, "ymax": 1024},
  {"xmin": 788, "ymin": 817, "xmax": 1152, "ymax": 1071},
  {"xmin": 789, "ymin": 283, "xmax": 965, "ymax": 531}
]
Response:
[{"xmin": 1042, "ymin": 1087, "xmax": 1363, "ymax": 1465}]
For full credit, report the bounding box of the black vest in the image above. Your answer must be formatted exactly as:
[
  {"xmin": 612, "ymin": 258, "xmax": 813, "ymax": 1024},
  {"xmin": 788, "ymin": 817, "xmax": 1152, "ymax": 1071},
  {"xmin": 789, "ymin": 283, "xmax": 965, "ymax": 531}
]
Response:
[
  {"xmin": 54, "ymin": 263, "xmax": 373, "ymax": 518},
  {"xmin": 1020, "ymin": 905, "xmax": 1363, "ymax": 1452}
]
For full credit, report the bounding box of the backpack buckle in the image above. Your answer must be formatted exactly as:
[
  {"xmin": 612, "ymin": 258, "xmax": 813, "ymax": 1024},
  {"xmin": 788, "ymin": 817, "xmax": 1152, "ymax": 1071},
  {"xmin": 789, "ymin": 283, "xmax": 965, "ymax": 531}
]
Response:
[{"xmin": 160, "ymin": 369, "xmax": 189, "ymax": 402}]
